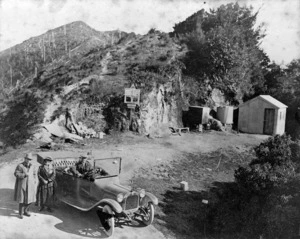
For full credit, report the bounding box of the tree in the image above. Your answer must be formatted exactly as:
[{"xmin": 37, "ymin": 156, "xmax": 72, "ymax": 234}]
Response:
[
  {"xmin": 262, "ymin": 59, "xmax": 300, "ymax": 139},
  {"xmin": 264, "ymin": 59, "xmax": 300, "ymax": 107},
  {"xmin": 175, "ymin": 3, "xmax": 267, "ymax": 104}
]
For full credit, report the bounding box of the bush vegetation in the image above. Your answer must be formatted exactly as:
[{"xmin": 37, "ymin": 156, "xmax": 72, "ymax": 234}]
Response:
[
  {"xmin": 174, "ymin": 3, "xmax": 267, "ymax": 104},
  {"xmin": 206, "ymin": 135, "xmax": 300, "ymax": 239},
  {"xmin": 0, "ymin": 88, "xmax": 47, "ymax": 147}
]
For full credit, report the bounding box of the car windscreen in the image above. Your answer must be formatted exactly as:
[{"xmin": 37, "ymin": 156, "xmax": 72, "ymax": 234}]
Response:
[{"xmin": 94, "ymin": 157, "xmax": 121, "ymax": 178}]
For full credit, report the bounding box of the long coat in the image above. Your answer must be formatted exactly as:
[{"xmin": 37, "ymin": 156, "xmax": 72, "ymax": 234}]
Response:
[
  {"xmin": 14, "ymin": 162, "xmax": 38, "ymax": 204},
  {"xmin": 37, "ymin": 164, "xmax": 56, "ymax": 207}
]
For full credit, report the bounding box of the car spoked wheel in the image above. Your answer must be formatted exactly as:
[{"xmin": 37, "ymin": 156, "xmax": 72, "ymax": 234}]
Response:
[
  {"xmin": 98, "ymin": 205, "xmax": 115, "ymax": 237},
  {"xmin": 141, "ymin": 203, "xmax": 154, "ymax": 226}
]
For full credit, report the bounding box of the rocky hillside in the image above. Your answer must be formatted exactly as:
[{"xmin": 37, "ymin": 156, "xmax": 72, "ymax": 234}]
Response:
[
  {"xmin": 0, "ymin": 22, "xmax": 189, "ymax": 146},
  {"xmin": 2, "ymin": 3, "xmax": 263, "ymax": 147},
  {"xmin": 3, "ymin": 3, "xmax": 258, "ymax": 146}
]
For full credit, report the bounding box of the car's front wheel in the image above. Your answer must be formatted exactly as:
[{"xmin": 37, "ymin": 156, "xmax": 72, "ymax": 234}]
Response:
[
  {"xmin": 98, "ymin": 205, "xmax": 115, "ymax": 237},
  {"xmin": 141, "ymin": 203, "xmax": 154, "ymax": 226}
]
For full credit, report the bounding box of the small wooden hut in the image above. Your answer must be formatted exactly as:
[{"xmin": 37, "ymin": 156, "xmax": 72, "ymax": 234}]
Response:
[{"xmin": 238, "ymin": 95, "xmax": 287, "ymax": 135}]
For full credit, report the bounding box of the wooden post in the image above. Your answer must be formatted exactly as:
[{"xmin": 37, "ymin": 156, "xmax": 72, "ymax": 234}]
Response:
[{"xmin": 180, "ymin": 181, "xmax": 189, "ymax": 191}]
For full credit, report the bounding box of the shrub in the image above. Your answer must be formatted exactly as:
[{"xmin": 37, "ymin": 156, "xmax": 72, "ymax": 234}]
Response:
[
  {"xmin": 207, "ymin": 135, "xmax": 300, "ymax": 239},
  {"xmin": 233, "ymin": 135, "xmax": 299, "ymax": 238},
  {"xmin": 251, "ymin": 134, "xmax": 292, "ymax": 167},
  {"xmin": 0, "ymin": 89, "xmax": 46, "ymax": 147}
]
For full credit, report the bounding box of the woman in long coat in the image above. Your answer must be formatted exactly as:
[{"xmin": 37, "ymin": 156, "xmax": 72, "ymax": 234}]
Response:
[
  {"xmin": 37, "ymin": 156, "xmax": 56, "ymax": 212},
  {"xmin": 14, "ymin": 152, "xmax": 38, "ymax": 219}
]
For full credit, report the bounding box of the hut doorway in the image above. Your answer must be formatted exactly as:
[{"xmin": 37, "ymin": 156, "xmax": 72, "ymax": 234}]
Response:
[{"xmin": 263, "ymin": 108, "xmax": 275, "ymax": 135}]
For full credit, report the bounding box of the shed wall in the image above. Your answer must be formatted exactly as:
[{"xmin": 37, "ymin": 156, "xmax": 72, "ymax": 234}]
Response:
[{"xmin": 238, "ymin": 98, "xmax": 282, "ymax": 134}]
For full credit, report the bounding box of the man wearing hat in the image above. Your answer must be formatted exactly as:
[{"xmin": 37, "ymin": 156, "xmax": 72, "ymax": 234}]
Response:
[
  {"xmin": 73, "ymin": 153, "xmax": 93, "ymax": 178},
  {"xmin": 14, "ymin": 152, "xmax": 38, "ymax": 219}
]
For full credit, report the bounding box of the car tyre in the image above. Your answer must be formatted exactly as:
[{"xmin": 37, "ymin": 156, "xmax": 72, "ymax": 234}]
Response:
[
  {"xmin": 141, "ymin": 203, "xmax": 154, "ymax": 226},
  {"xmin": 99, "ymin": 205, "xmax": 115, "ymax": 237}
]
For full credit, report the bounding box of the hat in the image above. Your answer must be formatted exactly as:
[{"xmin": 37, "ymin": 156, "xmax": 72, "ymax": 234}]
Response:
[
  {"xmin": 44, "ymin": 156, "xmax": 53, "ymax": 162},
  {"xmin": 79, "ymin": 153, "xmax": 89, "ymax": 159},
  {"xmin": 25, "ymin": 153, "xmax": 34, "ymax": 160}
]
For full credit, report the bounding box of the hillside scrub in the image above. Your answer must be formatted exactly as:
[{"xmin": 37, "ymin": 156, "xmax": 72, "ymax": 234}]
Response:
[
  {"xmin": 174, "ymin": 3, "xmax": 267, "ymax": 104},
  {"xmin": 0, "ymin": 4, "xmax": 292, "ymax": 146},
  {"xmin": 0, "ymin": 21, "xmax": 125, "ymax": 94},
  {"xmin": 206, "ymin": 135, "xmax": 300, "ymax": 239},
  {"xmin": 0, "ymin": 88, "xmax": 47, "ymax": 147}
]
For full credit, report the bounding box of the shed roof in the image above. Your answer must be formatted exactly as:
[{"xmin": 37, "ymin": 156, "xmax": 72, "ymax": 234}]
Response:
[{"xmin": 239, "ymin": 95, "xmax": 288, "ymax": 109}]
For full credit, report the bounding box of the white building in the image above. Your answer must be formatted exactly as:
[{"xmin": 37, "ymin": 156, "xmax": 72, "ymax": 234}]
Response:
[{"xmin": 238, "ymin": 95, "xmax": 287, "ymax": 135}]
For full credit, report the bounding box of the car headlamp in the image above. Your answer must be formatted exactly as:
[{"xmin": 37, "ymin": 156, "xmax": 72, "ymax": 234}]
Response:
[
  {"xmin": 117, "ymin": 193, "xmax": 124, "ymax": 203},
  {"xmin": 139, "ymin": 189, "xmax": 146, "ymax": 198}
]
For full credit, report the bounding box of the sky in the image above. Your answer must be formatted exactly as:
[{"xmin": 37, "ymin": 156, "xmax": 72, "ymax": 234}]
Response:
[{"xmin": 0, "ymin": 0, "xmax": 299, "ymax": 65}]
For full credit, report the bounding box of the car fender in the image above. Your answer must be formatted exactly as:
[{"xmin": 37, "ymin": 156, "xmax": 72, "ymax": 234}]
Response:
[
  {"xmin": 97, "ymin": 199, "xmax": 122, "ymax": 214},
  {"xmin": 141, "ymin": 192, "xmax": 158, "ymax": 206}
]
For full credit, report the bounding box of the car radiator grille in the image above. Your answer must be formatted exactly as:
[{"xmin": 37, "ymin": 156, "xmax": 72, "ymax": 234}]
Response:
[{"xmin": 124, "ymin": 194, "xmax": 139, "ymax": 210}]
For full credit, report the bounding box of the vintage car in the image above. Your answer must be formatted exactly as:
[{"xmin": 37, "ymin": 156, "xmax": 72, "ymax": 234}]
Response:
[{"xmin": 37, "ymin": 152, "xmax": 158, "ymax": 237}]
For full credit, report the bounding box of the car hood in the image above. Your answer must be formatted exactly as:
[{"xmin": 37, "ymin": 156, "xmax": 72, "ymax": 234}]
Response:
[{"xmin": 103, "ymin": 182, "xmax": 132, "ymax": 196}]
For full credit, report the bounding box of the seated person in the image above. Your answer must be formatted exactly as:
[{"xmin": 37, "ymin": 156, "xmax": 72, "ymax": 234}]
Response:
[
  {"xmin": 66, "ymin": 154, "xmax": 109, "ymax": 180},
  {"xmin": 69, "ymin": 153, "xmax": 94, "ymax": 180}
]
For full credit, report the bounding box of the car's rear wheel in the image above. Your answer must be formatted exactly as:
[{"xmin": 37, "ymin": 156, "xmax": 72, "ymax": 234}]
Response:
[
  {"xmin": 98, "ymin": 205, "xmax": 115, "ymax": 237},
  {"xmin": 141, "ymin": 203, "xmax": 154, "ymax": 226}
]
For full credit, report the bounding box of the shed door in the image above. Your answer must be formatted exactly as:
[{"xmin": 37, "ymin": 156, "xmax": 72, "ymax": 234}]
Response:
[{"xmin": 263, "ymin": 108, "xmax": 275, "ymax": 135}]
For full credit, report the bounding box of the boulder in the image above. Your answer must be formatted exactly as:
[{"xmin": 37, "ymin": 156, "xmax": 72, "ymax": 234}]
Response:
[{"xmin": 32, "ymin": 128, "xmax": 52, "ymax": 143}]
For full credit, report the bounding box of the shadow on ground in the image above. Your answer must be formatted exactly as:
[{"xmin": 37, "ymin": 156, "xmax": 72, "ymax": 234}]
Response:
[
  {"xmin": 0, "ymin": 188, "xmax": 149, "ymax": 239},
  {"xmin": 0, "ymin": 188, "xmax": 20, "ymax": 218},
  {"xmin": 53, "ymin": 202, "xmax": 147, "ymax": 238},
  {"xmin": 157, "ymin": 182, "xmax": 241, "ymax": 239}
]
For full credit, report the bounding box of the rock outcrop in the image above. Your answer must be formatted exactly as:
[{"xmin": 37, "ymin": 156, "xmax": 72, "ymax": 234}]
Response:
[{"xmin": 140, "ymin": 76, "xmax": 183, "ymax": 136}]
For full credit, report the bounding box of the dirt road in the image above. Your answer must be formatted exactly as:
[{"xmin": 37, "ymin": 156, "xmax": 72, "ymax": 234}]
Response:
[{"xmin": 0, "ymin": 132, "xmax": 269, "ymax": 239}]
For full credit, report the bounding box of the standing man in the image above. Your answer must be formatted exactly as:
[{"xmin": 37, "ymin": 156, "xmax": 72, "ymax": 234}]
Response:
[{"xmin": 14, "ymin": 153, "xmax": 37, "ymax": 219}]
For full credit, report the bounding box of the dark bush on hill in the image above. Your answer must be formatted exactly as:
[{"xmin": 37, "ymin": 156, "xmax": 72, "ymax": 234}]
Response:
[
  {"xmin": 0, "ymin": 89, "xmax": 46, "ymax": 147},
  {"xmin": 206, "ymin": 134, "xmax": 300, "ymax": 239}
]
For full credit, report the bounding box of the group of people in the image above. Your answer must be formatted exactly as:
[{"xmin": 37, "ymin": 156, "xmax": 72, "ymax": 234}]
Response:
[
  {"xmin": 14, "ymin": 153, "xmax": 56, "ymax": 219},
  {"xmin": 13, "ymin": 152, "xmax": 92, "ymax": 219}
]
